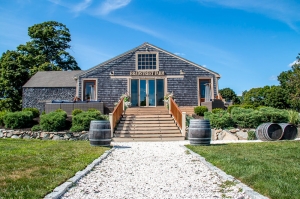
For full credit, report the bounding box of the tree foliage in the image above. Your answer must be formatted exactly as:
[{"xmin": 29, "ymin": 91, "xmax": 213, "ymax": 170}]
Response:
[
  {"xmin": 278, "ymin": 54, "xmax": 300, "ymax": 110},
  {"xmin": 219, "ymin": 87, "xmax": 240, "ymax": 104},
  {"xmin": 0, "ymin": 21, "xmax": 80, "ymax": 111}
]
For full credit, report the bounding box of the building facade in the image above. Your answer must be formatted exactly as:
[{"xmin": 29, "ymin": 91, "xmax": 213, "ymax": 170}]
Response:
[{"xmin": 23, "ymin": 42, "xmax": 221, "ymax": 112}]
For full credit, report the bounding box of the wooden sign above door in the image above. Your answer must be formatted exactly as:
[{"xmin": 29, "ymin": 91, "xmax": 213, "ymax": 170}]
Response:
[{"xmin": 130, "ymin": 71, "xmax": 165, "ymax": 76}]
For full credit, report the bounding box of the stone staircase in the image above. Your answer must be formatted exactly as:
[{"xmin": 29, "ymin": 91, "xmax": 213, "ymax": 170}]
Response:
[{"xmin": 112, "ymin": 107, "xmax": 185, "ymax": 142}]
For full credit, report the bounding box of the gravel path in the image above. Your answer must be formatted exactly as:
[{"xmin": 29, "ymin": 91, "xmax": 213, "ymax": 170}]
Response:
[{"xmin": 61, "ymin": 142, "xmax": 249, "ymax": 199}]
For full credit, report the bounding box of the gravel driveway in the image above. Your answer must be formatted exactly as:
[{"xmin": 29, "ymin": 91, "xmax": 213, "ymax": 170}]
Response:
[{"xmin": 61, "ymin": 141, "xmax": 249, "ymax": 199}]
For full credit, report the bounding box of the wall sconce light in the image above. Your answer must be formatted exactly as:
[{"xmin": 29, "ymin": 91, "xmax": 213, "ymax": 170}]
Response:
[
  {"xmin": 180, "ymin": 69, "xmax": 185, "ymax": 75},
  {"xmin": 110, "ymin": 71, "xmax": 114, "ymax": 75}
]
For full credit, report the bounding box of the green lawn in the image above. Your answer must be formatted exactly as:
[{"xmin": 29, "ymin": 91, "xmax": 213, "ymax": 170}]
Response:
[
  {"xmin": 0, "ymin": 139, "xmax": 110, "ymax": 199},
  {"xmin": 186, "ymin": 141, "xmax": 300, "ymax": 199}
]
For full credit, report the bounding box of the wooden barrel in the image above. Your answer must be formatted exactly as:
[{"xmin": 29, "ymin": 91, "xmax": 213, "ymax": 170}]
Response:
[
  {"xmin": 188, "ymin": 119, "xmax": 211, "ymax": 145},
  {"xmin": 279, "ymin": 123, "xmax": 298, "ymax": 140},
  {"xmin": 89, "ymin": 120, "xmax": 111, "ymax": 146},
  {"xmin": 255, "ymin": 123, "xmax": 283, "ymax": 141}
]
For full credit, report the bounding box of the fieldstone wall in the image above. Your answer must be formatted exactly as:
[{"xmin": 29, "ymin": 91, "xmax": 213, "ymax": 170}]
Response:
[
  {"xmin": 0, "ymin": 129, "xmax": 89, "ymax": 141},
  {"xmin": 22, "ymin": 87, "xmax": 76, "ymax": 113}
]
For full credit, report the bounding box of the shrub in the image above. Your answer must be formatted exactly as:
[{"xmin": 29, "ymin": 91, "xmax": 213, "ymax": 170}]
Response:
[
  {"xmin": 71, "ymin": 110, "xmax": 107, "ymax": 131},
  {"xmin": 247, "ymin": 130, "xmax": 256, "ymax": 140},
  {"xmin": 231, "ymin": 107, "xmax": 262, "ymax": 128},
  {"xmin": 204, "ymin": 110, "xmax": 234, "ymax": 129},
  {"xmin": 241, "ymin": 104, "xmax": 255, "ymax": 109},
  {"xmin": 0, "ymin": 111, "xmax": 8, "ymax": 126},
  {"xmin": 259, "ymin": 107, "xmax": 288, "ymax": 123},
  {"xmin": 194, "ymin": 106, "xmax": 208, "ymax": 116},
  {"xmin": 40, "ymin": 111, "xmax": 67, "ymax": 131},
  {"xmin": 72, "ymin": 109, "xmax": 83, "ymax": 116},
  {"xmin": 22, "ymin": 108, "xmax": 40, "ymax": 118},
  {"xmin": 88, "ymin": 108, "xmax": 100, "ymax": 112},
  {"xmin": 70, "ymin": 125, "xmax": 85, "ymax": 132},
  {"xmin": 31, "ymin": 125, "xmax": 41, "ymax": 132},
  {"xmin": 287, "ymin": 110, "xmax": 299, "ymax": 125},
  {"xmin": 186, "ymin": 115, "xmax": 194, "ymax": 127},
  {"xmin": 227, "ymin": 105, "xmax": 240, "ymax": 113},
  {"xmin": 212, "ymin": 108, "xmax": 223, "ymax": 114},
  {"xmin": 3, "ymin": 111, "xmax": 33, "ymax": 129}
]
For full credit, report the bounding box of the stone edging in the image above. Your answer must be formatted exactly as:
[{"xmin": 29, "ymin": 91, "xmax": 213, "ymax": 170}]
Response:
[
  {"xmin": 44, "ymin": 147, "xmax": 115, "ymax": 199},
  {"xmin": 181, "ymin": 145, "xmax": 269, "ymax": 199}
]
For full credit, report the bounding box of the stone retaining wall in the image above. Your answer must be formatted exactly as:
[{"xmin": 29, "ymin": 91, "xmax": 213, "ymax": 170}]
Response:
[{"xmin": 0, "ymin": 129, "xmax": 89, "ymax": 141}]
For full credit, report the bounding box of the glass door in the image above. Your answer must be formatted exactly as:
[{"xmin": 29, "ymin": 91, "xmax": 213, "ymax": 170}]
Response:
[
  {"xmin": 148, "ymin": 80, "xmax": 155, "ymax": 106},
  {"xmin": 140, "ymin": 80, "xmax": 147, "ymax": 106}
]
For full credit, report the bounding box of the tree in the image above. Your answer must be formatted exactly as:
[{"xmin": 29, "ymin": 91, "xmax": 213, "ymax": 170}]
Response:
[
  {"xmin": 219, "ymin": 87, "xmax": 240, "ymax": 104},
  {"xmin": 278, "ymin": 53, "xmax": 300, "ymax": 110},
  {"xmin": 18, "ymin": 21, "xmax": 80, "ymax": 73},
  {"xmin": 0, "ymin": 51, "xmax": 30, "ymax": 111},
  {"xmin": 243, "ymin": 86, "xmax": 269, "ymax": 107},
  {"xmin": 264, "ymin": 86, "xmax": 290, "ymax": 109},
  {"xmin": 0, "ymin": 21, "xmax": 80, "ymax": 111}
]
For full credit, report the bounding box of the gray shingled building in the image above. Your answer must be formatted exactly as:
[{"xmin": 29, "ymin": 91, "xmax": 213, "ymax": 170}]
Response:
[{"xmin": 22, "ymin": 42, "xmax": 221, "ymax": 113}]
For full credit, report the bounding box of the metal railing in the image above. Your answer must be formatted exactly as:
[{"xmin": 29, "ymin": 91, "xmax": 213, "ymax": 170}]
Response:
[{"xmin": 109, "ymin": 97, "xmax": 124, "ymax": 137}]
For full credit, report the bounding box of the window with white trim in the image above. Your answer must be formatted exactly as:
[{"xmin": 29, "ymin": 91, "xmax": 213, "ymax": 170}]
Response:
[{"xmin": 137, "ymin": 53, "xmax": 157, "ymax": 70}]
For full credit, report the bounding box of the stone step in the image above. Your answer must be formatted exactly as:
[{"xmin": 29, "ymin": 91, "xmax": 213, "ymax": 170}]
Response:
[
  {"xmin": 112, "ymin": 137, "xmax": 185, "ymax": 142},
  {"xmin": 115, "ymin": 130, "xmax": 181, "ymax": 134},
  {"xmin": 114, "ymin": 133, "xmax": 183, "ymax": 138},
  {"xmin": 116, "ymin": 126, "xmax": 179, "ymax": 130}
]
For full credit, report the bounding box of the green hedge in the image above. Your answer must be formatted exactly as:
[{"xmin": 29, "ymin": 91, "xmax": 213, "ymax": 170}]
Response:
[
  {"xmin": 0, "ymin": 111, "xmax": 7, "ymax": 126},
  {"xmin": 204, "ymin": 110, "xmax": 234, "ymax": 129},
  {"xmin": 22, "ymin": 108, "xmax": 40, "ymax": 118},
  {"xmin": 194, "ymin": 106, "xmax": 208, "ymax": 116},
  {"xmin": 72, "ymin": 109, "xmax": 83, "ymax": 116},
  {"xmin": 40, "ymin": 111, "xmax": 67, "ymax": 132},
  {"xmin": 3, "ymin": 111, "xmax": 33, "ymax": 129},
  {"xmin": 70, "ymin": 110, "xmax": 107, "ymax": 132}
]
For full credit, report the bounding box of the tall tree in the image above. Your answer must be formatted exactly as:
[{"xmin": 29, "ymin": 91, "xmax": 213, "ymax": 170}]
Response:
[
  {"xmin": 0, "ymin": 21, "xmax": 80, "ymax": 111},
  {"xmin": 0, "ymin": 51, "xmax": 30, "ymax": 111},
  {"xmin": 278, "ymin": 54, "xmax": 300, "ymax": 110},
  {"xmin": 18, "ymin": 21, "xmax": 80, "ymax": 73}
]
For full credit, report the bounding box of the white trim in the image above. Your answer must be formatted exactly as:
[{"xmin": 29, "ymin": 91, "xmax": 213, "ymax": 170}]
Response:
[
  {"xmin": 135, "ymin": 51, "xmax": 159, "ymax": 71},
  {"xmin": 81, "ymin": 78, "xmax": 98, "ymax": 101},
  {"xmin": 110, "ymin": 75, "xmax": 184, "ymax": 79},
  {"xmin": 197, "ymin": 77, "xmax": 214, "ymax": 106}
]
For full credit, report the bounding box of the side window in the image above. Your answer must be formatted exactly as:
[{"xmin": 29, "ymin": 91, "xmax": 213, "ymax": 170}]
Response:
[{"xmin": 83, "ymin": 80, "xmax": 96, "ymax": 101}]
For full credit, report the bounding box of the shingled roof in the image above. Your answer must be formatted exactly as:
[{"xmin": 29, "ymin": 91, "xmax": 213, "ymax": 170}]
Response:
[{"xmin": 23, "ymin": 71, "xmax": 82, "ymax": 88}]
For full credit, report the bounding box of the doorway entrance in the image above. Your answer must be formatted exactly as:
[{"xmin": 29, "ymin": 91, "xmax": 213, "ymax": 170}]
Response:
[{"xmin": 131, "ymin": 79, "xmax": 165, "ymax": 107}]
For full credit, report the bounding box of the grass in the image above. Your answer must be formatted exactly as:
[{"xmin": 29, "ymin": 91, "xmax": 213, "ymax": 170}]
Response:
[
  {"xmin": 186, "ymin": 141, "xmax": 300, "ymax": 199},
  {"xmin": 0, "ymin": 139, "xmax": 110, "ymax": 199}
]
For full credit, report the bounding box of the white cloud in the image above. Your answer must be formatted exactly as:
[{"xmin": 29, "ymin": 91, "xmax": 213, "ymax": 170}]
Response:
[
  {"xmin": 72, "ymin": 0, "xmax": 92, "ymax": 13},
  {"xmin": 269, "ymin": 75, "xmax": 277, "ymax": 81},
  {"xmin": 202, "ymin": 64, "xmax": 207, "ymax": 68},
  {"xmin": 95, "ymin": 0, "xmax": 131, "ymax": 15},
  {"xmin": 289, "ymin": 60, "xmax": 300, "ymax": 67},
  {"xmin": 198, "ymin": 0, "xmax": 300, "ymax": 32}
]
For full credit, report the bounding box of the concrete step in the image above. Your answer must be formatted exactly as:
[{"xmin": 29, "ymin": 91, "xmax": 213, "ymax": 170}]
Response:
[
  {"xmin": 116, "ymin": 126, "xmax": 179, "ymax": 130},
  {"xmin": 112, "ymin": 137, "xmax": 185, "ymax": 142},
  {"xmin": 120, "ymin": 120, "xmax": 175, "ymax": 124},
  {"xmin": 118, "ymin": 123, "xmax": 176, "ymax": 127},
  {"xmin": 121, "ymin": 117, "xmax": 174, "ymax": 121},
  {"xmin": 123, "ymin": 115, "xmax": 171, "ymax": 118},
  {"xmin": 114, "ymin": 133, "xmax": 183, "ymax": 138},
  {"xmin": 115, "ymin": 130, "xmax": 181, "ymax": 134}
]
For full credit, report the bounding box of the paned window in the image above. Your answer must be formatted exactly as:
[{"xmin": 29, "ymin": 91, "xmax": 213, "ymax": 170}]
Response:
[
  {"xmin": 137, "ymin": 54, "xmax": 157, "ymax": 70},
  {"xmin": 83, "ymin": 80, "xmax": 96, "ymax": 101}
]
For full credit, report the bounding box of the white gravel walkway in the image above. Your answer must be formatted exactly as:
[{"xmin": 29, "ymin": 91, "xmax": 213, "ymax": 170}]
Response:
[{"xmin": 61, "ymin": 141, "xmax": 249, "ymax": 199}]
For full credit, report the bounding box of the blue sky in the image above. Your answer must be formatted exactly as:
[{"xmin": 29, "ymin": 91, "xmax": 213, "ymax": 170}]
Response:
[{"xmin": 0, "ymin": 0, "xmax": 300, "ymax": 95}]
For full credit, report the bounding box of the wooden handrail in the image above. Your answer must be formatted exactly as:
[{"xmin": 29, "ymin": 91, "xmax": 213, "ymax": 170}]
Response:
[
  {"xmin": 111, "ymin": 97, "xmax": 124, "ymax": 130},
  {"xmin": 170, "ymin": 97, "xmax": 182, "ymax": 129}
]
